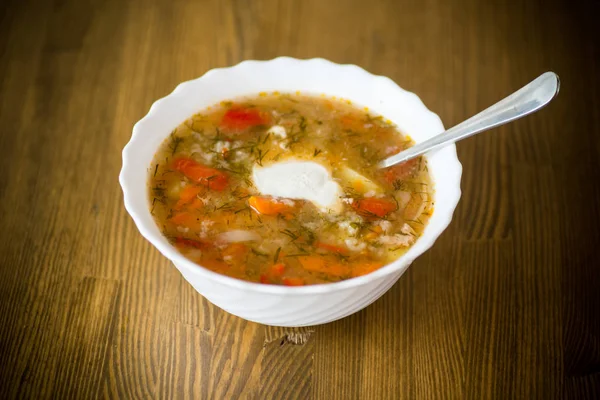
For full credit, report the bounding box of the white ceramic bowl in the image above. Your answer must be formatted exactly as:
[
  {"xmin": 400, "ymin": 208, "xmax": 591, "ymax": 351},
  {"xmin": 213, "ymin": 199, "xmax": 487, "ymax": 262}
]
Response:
[{"xmin": 119, "ymin": 57, "xmax": 462, "ymax": 327}]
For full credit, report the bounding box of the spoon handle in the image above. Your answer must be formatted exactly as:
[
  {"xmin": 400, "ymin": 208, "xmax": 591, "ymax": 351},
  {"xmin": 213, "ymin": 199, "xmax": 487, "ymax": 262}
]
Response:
[{"xmin": 379, "ymin": 72, "xmax": 560, "ymax": 168}]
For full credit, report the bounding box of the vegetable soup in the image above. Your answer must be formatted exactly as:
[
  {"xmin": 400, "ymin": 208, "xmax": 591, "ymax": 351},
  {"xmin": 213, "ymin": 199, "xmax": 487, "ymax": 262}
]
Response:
[{"xmin": 148, "ymin": 93, "xmax": 434, "ymax": 286}]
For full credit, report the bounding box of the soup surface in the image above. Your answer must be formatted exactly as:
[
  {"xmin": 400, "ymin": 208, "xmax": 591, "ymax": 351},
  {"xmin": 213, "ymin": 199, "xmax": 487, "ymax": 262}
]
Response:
[{"xmin": 148, "ymin": 93, "xmax": 434, "ymax": 286}]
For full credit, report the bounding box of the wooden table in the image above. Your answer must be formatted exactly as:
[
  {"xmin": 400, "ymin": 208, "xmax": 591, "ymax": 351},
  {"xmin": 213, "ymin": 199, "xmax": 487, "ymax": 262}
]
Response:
[{"xmin": 1, "ymin": 0, "xmax": 599, "ymax": 398}]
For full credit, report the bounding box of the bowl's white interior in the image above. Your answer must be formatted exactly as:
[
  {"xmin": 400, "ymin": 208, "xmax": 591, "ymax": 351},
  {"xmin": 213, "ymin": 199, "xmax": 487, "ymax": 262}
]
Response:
[{"xmin": 119, "ymin": 57, "xmax": 462, "ymax": 295}]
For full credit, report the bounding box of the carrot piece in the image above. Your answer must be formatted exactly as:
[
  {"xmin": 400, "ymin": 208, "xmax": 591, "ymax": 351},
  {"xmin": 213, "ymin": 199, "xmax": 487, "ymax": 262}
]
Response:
[
  {"xmin": 340, "ymin": 114, "xmax": 363, "ymax": 131},
  {"xmin": 298, "ymin": 256, "xmax": 348, "ymax": 277},
  {"xmin": 170, "ymin": 212, "xmax": 198, "ymax": 227},
  {"xmin": 298, "ymin": 256, "xmax": 326, "ymax": 272},
  {"xmin": 352, "ymin": 197, "xmax": 397, "ymax": 218},
  {"xmin": 175, "ymin": 185, "xmax": 203, "ymax": 209},
  {"xmin": 330, "ymin": 264, "xmax": 348, "ymax": 277},
  {"xmin": 172, "ymin": 158, "xmax": 229, "ymax": 191},
  {"xmin": 248, "ymin": 196, "xmax": 294, "ymax": 216},
  {"xmin": 315, "ymin": 241, "xmax": 348, "ymax": 254},
  {"xmin": 201, "ymin": 258, "xmax": 230, "ymax": 273},
  {"xmin": 270, "ymin": 263, "xmax": 285, "ymax": 276},
  {"xmin": 282, "ymin": 277, "xmax": 305, "ymax": 286},
  {"xmin": 221, "ymin": 243, "xmax": 249, "ymax": 264},
  {"xmin": 190, "ymin": 198, "xmax": 204, "ymax": 209},
  {"xmin": 260, "ymin": 274, "xmax": 270, "ymax": 284},
  {"xmin": 350, "ymin": 263, "xmax": 383, "ymax": 278},
  {"xmin": 220, "ymin": 107, "xmax": 270, "ymax": 132},
  {"xmin": 180, "ymin": 185, "xmax": 203, "ymax": 203}
]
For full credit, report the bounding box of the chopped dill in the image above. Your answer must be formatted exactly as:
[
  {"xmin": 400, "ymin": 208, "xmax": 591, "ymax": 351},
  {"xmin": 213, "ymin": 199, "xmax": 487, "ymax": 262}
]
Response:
[
  {"xmin": 299, "ymin": 116, "xmax": 307, "ymax": 132},
  {"xmin": 153, "ymin": 164, "xmax": 159, "ymax": 177},
  {"xmin": 274, "ymin": 247, "xmax": 281, "ymax": 263},
  {"xmin": 251, "ymin": 248, "xmax": 268, "ymax": 257},
  {"xmin": 231, "ymin": 187, "xmax": 251, "ymax": 200},
  {"xmin": 313, "ymin": 148, "xmax": 323, "ymax": 157},
  {"xmin": 365, "ymin": 114, "xmax": 383, "ymax": 123},
  {"xmin": 215, "ymin": 202, "xmax": 233, "ymax": 211},
  {"xmin": 335, "ymin": 253, "xmax": 349, "ymax": 261},
  {"xmin": 255, "ymin": 149, "xmax": 269, "ymax": 166},
  {"xmin": 169, "ymin": 132, "xmax": 184, "ymax": 155},
  {"xmin": 280, "ymin": 229, "xmax": 299, "ymax": 241},
  {"xmin": 210, "ymin": 128, "xmax": 225, "ymax": 143},
  {"xmin": 393, "ymin": 180, "xmax": 406, "ymax": 191},
  {"xmin": 281, "ymin": 95, "xmax": 299, "ymax": 103},
  {"xmin": 152, "ymin": 186, "xmax": 166, "ymax": 197}
]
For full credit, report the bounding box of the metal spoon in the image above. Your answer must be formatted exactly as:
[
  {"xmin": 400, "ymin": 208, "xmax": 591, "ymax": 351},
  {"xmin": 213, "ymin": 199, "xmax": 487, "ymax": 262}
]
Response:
[{"xmin": 378, "ymin": 72, "xmax": 560, "ymax": 169}]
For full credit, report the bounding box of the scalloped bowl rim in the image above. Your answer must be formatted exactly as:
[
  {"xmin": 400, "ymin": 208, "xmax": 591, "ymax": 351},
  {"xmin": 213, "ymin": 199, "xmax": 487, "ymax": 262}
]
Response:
[{"xmin": 119, "ymin": 57, "xmax": 462, "ymax": 296}]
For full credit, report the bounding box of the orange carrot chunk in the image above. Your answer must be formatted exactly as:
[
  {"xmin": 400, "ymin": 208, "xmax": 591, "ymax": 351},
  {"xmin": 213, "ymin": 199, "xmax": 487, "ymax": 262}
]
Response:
[
  {"xmin": 270, "ymin": 263, "xmax": 285, "ymax": 276},
  {"xmin": 221, "ymin": 243, "xmax": 249, "ymax": 264},
  {"xmin": 298, "ymin": 256, "xmax": 326, "ymax": 272},
  {"xmin": 315, "ymin": 241, "xmax": 348, "ymax": 254},
  {"xmin": 282, "ymin": 277, "xmax": 305, "ymax": 286},
  {"xmin": 220, "ymin": 107, "xmax": 270, "ymax": 132},
  {"xmin": 176, "ymin": 185, "xmax": 203, "ymax": 209},
  {"xmin": 350, "ymin": 263, "xmax": 383, "ymax": 278},
  {"xmin": 248, "ymin": 196, "xmax": 294, "ymax": 216},
  {"xmin": 202, "ymin": 258, "xmax": 230, "ymax": 273},
  {"xmin": 172, "ymin": 158, "xmax": 229, "ymax": 191},
  {"xmin": 190, "ymin": 198, "xmax": 204, "ymax": 209},
  {"xmin": 297, "ymin": 256, "xmax": 348, "ymax": 278},
  {"xmin": 170, "ymin": 212, "xmax": 198, "ymax": 227},
  {"xmin": 352, "ymin": 197, "xmax": 397, "ymax": 218}
]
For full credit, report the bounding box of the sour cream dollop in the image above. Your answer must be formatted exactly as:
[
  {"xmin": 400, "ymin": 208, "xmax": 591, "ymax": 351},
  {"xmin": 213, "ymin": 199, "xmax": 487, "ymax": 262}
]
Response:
[{"xmin": 252, "ymin": 160, "xmax": 343, "ymax": 213}]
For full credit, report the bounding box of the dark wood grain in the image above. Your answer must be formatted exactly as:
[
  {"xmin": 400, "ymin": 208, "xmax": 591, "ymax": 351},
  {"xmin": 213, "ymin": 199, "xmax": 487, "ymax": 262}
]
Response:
[{"xmin": 1, "ymin": 0, "xmax": 599, "ymax": 398}]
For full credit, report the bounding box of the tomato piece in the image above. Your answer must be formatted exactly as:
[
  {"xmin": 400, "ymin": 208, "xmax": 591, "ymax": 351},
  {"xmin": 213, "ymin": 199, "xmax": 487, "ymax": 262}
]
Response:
[
  {"xmin": 383, "ymin": 158, "xmax": 419, "ymax": 183},
  {"xmin": 352, "ymin": 197, "xmax": 397, "ymax": 218},
  {"xmin": 248, "ymin": 196, "xmax": 295, "ymax": 216},
  {"xmin": 220, "ymin": 107, "xmax": 270, "ymax": 132},
  {"xmin": 172, "ymin": 158, "xmax": 229, "ymax": 191},
  {"xmin": 175, "ymin": 237, "xmax": 209, "ymax": 249}
]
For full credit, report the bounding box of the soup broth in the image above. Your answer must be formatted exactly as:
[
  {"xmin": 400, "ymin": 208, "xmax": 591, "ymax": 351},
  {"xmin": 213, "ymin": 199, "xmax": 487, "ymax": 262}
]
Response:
[{"xmin": 148, "ymin": 93, "xmax": 434, "ymax": 286}]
